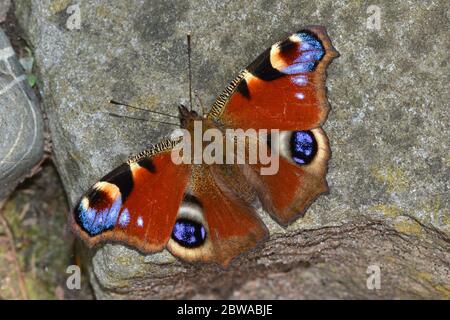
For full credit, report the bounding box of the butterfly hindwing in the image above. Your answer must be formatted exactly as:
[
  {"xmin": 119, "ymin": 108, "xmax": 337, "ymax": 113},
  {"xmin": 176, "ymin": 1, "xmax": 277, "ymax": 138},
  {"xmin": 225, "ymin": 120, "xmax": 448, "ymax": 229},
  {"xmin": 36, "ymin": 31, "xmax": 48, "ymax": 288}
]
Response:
[
  {"xmin": 72, "ymin": 140, "xmax": 191, "ymax": 253},
  {"xmin": 246, "ymin": 128, "xmax": 330, "ymax": 225},
  {"xmin": 208, "ymin": 26, "xmax": 338, "ymax": 131},
  {"xmin": 167, "ymin": 164, "xmax": 268, "ymax": 266}
]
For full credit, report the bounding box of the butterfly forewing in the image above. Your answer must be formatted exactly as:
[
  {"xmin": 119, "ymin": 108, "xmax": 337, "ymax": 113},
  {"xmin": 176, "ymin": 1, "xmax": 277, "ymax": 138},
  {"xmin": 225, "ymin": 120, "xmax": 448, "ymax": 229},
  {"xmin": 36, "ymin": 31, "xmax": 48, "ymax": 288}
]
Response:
[
  {"xmin": 209, "ymin": 26, "xmax": 338, "ymax": 131},
  {"xmin": 72, "ymin": 141, "xmax": 191, "ymax": 253}
]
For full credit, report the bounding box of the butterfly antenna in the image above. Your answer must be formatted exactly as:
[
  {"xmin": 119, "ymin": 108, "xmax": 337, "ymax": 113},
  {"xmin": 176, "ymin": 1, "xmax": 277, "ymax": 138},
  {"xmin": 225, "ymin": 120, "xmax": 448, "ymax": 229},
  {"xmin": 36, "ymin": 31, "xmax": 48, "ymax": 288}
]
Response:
[
  {"xmin": 109, "ymin": 99, "xmax": 180, "ymax": 119},
  {"xmin": 106, "ymin": 112, "xmax": 179, "ymax": 127},
  {"xmin": 194, "ymin": 90, "xmax": 207, "ymax": 117},
  {"xmin": 187, "ymin": 33, "xmax": 193, "ymax": 112}
]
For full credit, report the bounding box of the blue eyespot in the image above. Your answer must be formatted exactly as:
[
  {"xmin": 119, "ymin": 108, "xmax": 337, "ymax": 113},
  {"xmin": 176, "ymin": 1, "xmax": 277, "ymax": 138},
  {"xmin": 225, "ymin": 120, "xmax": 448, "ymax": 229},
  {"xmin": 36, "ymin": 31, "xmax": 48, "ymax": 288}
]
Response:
[
  {"xmin": 172, "ymin": 218, "xmax": 206, "ymax": 248},
  {"xmin": 298, "ymin": 32, "xmax": 323, "ymax": 52},
  {"xmin": 290, "ymin": 131, "xmax": 317, "ymax": 165},
  {"xmin": 283, "ymin": 32, "xmax": 324, "ymax": 74},
  {"xmin": 75, "ymin": 195, "xmax": 122, "ymax": 236}
]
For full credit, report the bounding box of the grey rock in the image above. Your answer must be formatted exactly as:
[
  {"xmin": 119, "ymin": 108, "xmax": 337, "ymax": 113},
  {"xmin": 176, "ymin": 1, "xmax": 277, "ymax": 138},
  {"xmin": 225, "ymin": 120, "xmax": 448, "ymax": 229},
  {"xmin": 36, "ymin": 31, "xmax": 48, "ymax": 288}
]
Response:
[
  {"xmin": 15, "ymin": 0, "xmax": 449, "ymax": 298},
  {"xmin": 0, "ymin": 27, "xmax": 44, "ymax": 201},
  {"xmin": 0, "ymin": 0, "xmax": 10, "ymax": 23}
]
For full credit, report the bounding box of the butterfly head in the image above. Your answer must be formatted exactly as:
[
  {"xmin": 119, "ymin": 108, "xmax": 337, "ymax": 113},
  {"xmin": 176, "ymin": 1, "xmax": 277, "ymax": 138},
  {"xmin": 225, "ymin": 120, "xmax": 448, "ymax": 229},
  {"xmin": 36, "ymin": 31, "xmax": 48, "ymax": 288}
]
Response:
[{"xmin": 178, "ymin": 104, "xmax": 201, "ymax": 129}]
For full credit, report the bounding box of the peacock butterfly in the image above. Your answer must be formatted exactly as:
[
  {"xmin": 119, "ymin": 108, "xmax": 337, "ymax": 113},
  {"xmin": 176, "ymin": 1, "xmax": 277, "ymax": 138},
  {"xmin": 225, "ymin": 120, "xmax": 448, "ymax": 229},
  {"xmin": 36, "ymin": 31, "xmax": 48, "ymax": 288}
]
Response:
[{"xmin": 71, "ymin": 26, "xmax": 339, "ymax": 266}]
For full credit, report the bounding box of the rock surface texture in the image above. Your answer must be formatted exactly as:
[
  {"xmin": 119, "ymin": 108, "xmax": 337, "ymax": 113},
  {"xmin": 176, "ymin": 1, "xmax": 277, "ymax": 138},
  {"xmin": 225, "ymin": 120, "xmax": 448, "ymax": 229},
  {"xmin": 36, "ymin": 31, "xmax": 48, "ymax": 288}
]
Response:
[
  {"xmin": 0, "ymin": 27, "xmax": 44, "ymax": 201},
  {"xmin": 14, "ymin": 1, "xmax": 449, "ymax": 299},
  {"xmin": 0, "ymin": 0, "xmax": 11, "ymax": 23}
]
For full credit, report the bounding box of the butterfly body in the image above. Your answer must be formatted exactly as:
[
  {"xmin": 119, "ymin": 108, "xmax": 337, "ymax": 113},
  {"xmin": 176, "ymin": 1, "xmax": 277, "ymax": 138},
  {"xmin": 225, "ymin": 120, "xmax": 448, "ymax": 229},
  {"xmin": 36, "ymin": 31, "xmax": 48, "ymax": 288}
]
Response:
[{"xmin": 72, "ymin": 26, "xmax": 338, "ymax": 266}]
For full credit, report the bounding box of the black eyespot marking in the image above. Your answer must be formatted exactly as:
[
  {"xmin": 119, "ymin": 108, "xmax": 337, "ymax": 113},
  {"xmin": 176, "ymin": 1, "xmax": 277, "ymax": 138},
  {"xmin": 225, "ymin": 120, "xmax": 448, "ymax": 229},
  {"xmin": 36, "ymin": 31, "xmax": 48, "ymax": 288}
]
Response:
[
  {"xmin": 138, "ymin": 158, "xmax": 156, "ymax": 173},
  {"xmin": 101, "ymin": 163, "xmax": 133, "ymax": 202},
  {"xmin": 87, "ymin": 188, "xmax": 108, "ymax": 208},
  {"xmin": 278, "ymin": 38, "xmax": 297, "ymax": 53},
  {"xmin": 172, "ymin": 218, "xmax": 206, "ymax": 248},
  {"xmin": 290, "ymin": 131, "xmax": 317, "ymax": 165},
  {"xmin": 236, "ymin": 79, "xmax": 250, "ymax": 98},
  {"xmin": 247, "ymin": 47, "xmax": 284, "ymax": 81}
]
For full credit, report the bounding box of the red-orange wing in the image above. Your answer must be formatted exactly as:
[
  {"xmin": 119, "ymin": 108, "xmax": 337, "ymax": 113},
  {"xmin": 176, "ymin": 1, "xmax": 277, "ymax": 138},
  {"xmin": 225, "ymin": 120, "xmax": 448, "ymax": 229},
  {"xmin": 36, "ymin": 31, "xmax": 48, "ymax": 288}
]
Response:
[
  {"xmin": 166, "ymin": 165, "xmax": 268, "ymax": 266},
  {"xmin": 248, "ymin": 128, "xmax": 330, "ymax": 225},
  {"xmin": 71, "ymin": 140, "xmax": 190, "ymax": 253},
  {"xmin": 208, "ymin": 26, "xmax": 338, "ymax": 131}
]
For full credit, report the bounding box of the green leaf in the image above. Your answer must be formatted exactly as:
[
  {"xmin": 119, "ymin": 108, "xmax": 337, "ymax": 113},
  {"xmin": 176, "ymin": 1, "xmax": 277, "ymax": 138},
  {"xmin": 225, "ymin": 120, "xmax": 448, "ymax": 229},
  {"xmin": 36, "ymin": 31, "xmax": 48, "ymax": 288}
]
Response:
[{"xmin": 27, "ymin": 74, "xmax": 37, "ymax": 87}]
